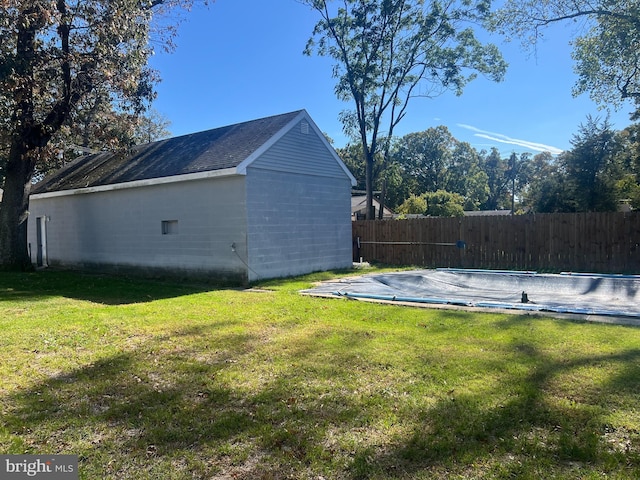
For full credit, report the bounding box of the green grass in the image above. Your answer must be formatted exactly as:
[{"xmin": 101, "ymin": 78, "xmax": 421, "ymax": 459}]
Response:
[{"xmin": 1, "ymin": 269, "xmax": 639, "ymax": 479}]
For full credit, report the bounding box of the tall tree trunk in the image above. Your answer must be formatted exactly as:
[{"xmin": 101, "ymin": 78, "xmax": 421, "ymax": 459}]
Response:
[
  {"xmin": 0, "ymin": 7, "xmax": 39, "ymax": 270},
  {"xmin": 0, "ymin": 6, "xmax": 67, "ymax": 270},
  {"xmin": 378, "ymin": 178, "xmax": 386, "ymax": 220},
  {"xmin": 365, "ymin": 153, "xmax": 375, "ymax": 220},
  {"xmin": 0, "ymin": 141, "xmax": 37, "ymax": 270}
]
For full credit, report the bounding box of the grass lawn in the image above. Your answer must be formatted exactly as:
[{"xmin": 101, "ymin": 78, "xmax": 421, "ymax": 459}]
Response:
[{"xmin": 1, "ymin": 269, "xmax": 639, "ymax": 479}]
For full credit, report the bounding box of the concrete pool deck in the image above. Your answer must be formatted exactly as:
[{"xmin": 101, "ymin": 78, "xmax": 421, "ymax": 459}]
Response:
[{"xmin": 301, "ymin": 269, "xmax": 640, "ymax": 326}]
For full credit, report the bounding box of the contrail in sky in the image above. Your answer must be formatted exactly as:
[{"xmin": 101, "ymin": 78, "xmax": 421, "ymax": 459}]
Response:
[{"xmin": 457, "ymin": 124, "xmax": 564, "ymax": 155}]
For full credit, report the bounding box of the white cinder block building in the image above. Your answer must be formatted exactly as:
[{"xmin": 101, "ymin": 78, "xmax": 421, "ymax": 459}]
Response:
[{"xmin": 28, "ymin": 110, "xmax": 356, "ymax": 283}]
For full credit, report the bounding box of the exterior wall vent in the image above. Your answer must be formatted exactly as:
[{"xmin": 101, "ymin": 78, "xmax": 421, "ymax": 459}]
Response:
[
  {"xmin": 161, "ymin": 220, "xmax": 179, "ymax": 235},
  {"xmin": 301, "ymin": 121, "xmax": 309, "ymax": 135}
]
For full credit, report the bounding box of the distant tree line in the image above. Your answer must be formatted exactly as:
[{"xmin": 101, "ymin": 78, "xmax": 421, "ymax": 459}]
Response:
[
  {"xmin": 338, "ymin": 115, "xmax": 640, "ymax": 216},
  {"xmin": 305, "ymin": 0, "xmax": 640, "ymax": 220}
]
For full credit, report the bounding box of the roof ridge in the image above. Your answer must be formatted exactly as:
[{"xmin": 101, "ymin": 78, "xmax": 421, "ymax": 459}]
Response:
[{"xmin": 138, "ymin": 109, "xmax": 306, "ymax": 148}]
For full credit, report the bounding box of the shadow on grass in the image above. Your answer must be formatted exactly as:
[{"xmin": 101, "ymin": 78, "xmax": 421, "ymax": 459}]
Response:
[
  {"xmin": 3, "ymin": 325, "xmax": 237, "ymax": 467},
  {"xmin": 2, "ymin": 322, "xmax": 369, "ymax": 478},
  {"xmin": 3, "ymin": 315, "xmax": 640, "ymax": 479},
  {"xmin": 356, "ymin": 343, "xmax": 640, "ymax": 479},
  {"xmin": 0, "ymin": 270, "xmax": 216, "ymax": 305}
]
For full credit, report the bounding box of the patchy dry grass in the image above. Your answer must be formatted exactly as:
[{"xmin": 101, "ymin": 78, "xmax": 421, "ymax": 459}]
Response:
[{"xmin": 0, "ymin": 269, "xmax": 639, "ymax": 479}]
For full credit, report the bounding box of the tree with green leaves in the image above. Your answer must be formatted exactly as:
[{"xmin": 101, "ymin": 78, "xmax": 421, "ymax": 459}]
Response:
[
  {"xmin": 519, "ymin": 151, "xmax": 558, "ymax": 212},
  {"xmin": 336, "ymin": 142, "xmax": 379, "ymax": 193},
  {"xmin": 303, "ymin": 0, "xmax": 507, "ymax": 219},
  {"xmin": 613, "ymin": 123, "xmax": 640, "ymax": 209},
  {"xmin": 491, "ymin": 0, "xmax": 640, "ymax": 113},
  {"xmin": 561, "ymin": 115, "xmax": 620, "ymax": 211},
  {"xmin": 424, "ymin": 189, "xmax": 465, "ymax": 216},
  {"xmin": 394, "ymin": 127, "xmax": 456, "ymax": 194},
  {"xmin": 450, "ymin": 140, "xmax": 490, "ymax": 210},
  {"xmin": 0, "ymin": 0, "xmax": 200, "ymax": 270},
  {"xmin": 396, "ymin": 193, "xmax": 427, "ymax": 215},
  {"xmin": 392, "ymin": 127, "xmax": 489, "ymax": 209},
  {"xmin": 479, "ymin": 147, "xmax": 511, "ymax": 210},
  {"xmin": 396, "ymin": 189, "xmax": 464, "ymax": 216},
  {"xmin": 524, "ymin": 117, "xmax": 624, "ymax": 212}
]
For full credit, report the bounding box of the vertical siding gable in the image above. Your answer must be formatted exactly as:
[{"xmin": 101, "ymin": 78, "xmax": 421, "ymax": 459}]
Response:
[{"xmin": 249, "ymin": 120, "xmax": 349, "ymax": 180}]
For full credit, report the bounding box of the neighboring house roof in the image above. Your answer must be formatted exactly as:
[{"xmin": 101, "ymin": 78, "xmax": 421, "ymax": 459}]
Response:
[
  {"xmin": 351, "ymin": 195, "xmax": 394, "ymax": 217},
  {"xmin": 33, "ymin": 110, "xmax": 355, "ymax": 195},
  {"xmin": 464, "ymin": 210, "xmax": 512, "ymax": 216}
]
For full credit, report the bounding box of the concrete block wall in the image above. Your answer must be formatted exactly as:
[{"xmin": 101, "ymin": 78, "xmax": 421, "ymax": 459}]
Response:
[
  {"xmin": 245, "ymin": 167, "xmax": 353, "ymax": 281},
  {"xmin": 28, "ymin": 175, "xmax": 250, "ymax": 281}
]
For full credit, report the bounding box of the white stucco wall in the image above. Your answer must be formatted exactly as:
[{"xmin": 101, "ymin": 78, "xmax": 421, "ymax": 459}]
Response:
[{"xmin": 27, "ymin": 175, "xmax": 249, "ymax": 281}]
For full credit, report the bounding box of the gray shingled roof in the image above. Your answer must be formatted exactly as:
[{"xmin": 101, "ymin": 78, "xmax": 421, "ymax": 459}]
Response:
[{"xmin": 32, "ymin": 110, "xmax": 303, "ymax": 194}]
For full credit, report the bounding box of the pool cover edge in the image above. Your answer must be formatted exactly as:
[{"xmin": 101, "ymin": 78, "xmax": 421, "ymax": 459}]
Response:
[{"xmin": 301, "ymin": 269, "xmax": 640, "ymax": 325}]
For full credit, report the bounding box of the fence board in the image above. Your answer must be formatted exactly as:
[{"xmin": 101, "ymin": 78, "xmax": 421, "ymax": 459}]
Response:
[{"xmin": 352, "ymin": 212, "xmax": 640, "ymax": 273}]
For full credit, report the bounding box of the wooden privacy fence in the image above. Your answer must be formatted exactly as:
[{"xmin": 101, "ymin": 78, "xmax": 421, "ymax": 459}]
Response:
[{"xmin": 352, "ymin": 212, "xmax": 640, "ymax": 273}]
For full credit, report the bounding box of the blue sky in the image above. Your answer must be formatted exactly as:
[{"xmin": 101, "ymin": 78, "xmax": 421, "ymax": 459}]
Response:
[{"xmin": 148, "ymin": 0, "xmax": 635, "ymax": 157}]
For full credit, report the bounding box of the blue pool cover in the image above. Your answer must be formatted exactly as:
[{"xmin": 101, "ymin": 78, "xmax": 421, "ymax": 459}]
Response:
[{"xmin": 301, "ymin": 269, "xmax": 640, "ymax": 320}]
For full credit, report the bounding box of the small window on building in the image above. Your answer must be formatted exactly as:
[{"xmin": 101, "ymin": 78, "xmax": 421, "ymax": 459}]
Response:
[{"xmin": 161, "ymin": 220, "xmax": 178, "ymax": 235}]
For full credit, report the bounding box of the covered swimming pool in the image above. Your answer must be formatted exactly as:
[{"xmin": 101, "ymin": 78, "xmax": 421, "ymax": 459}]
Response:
[{"xmin": 302, "ymin": 269, "xmax": 640, "ymax": 323}]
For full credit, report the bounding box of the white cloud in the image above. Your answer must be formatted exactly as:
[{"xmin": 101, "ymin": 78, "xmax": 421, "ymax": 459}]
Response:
[{"xmin": 457, "ymin": 124, "xmax": 564, "ymax": 155}]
